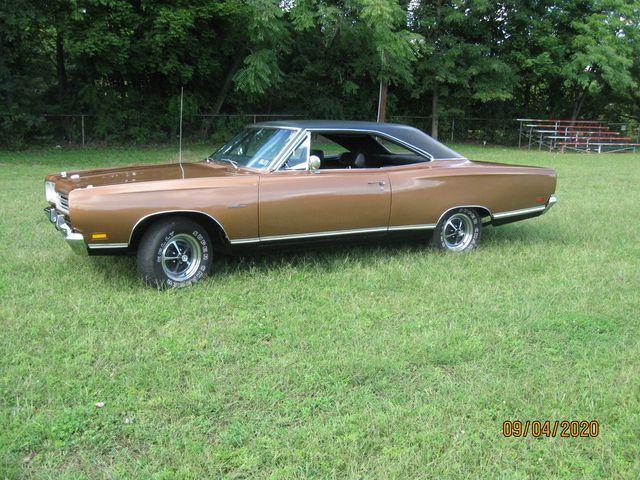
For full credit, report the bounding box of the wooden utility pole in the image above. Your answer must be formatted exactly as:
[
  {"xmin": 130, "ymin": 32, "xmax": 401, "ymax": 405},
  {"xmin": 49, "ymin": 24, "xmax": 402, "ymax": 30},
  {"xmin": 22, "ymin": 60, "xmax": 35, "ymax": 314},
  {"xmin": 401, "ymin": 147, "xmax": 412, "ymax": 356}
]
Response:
[
  {"xmin": 377, "ymin": 80, "xmax": 388, "ymax": 123},
  {"xmin": 431, "ymin": 88, "xmax": 439, "ymax": 139}
]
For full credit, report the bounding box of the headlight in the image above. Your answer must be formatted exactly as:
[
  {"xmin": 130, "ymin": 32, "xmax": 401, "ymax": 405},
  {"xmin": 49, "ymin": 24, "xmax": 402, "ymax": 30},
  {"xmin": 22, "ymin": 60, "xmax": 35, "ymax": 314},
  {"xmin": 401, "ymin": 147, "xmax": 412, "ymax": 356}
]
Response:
[{"xmin": 44, "ymin": 181, "xmax": 56, "ymax": 203}]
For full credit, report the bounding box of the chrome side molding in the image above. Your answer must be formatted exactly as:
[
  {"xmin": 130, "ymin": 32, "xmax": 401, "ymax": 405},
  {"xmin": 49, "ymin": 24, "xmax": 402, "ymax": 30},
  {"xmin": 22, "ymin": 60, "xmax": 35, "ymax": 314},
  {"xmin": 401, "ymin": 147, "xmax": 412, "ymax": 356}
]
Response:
[{"xmin": 88, "ymin": 243, "xmax": 129, "ymax": 250}]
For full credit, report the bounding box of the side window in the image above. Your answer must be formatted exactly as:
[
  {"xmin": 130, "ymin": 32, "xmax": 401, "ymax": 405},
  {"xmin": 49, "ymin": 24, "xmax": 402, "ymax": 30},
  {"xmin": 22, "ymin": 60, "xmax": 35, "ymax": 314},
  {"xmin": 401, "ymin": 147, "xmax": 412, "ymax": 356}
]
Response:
[
  {"xmin": 311, "ymin": 134, "xmax": 348, "ymax": 157},
  {"xmin": 281, "ymin": 135, "xmax": 310, "ymax": 170}
]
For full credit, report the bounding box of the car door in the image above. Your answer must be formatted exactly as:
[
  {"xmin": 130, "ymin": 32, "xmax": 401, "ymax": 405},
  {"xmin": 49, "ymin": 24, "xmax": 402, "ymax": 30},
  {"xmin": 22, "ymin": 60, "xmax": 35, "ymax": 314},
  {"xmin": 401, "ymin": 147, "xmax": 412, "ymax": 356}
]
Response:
[{"xmin": 258, "ymin": 133, "xmax": 391, "ymax": 241}]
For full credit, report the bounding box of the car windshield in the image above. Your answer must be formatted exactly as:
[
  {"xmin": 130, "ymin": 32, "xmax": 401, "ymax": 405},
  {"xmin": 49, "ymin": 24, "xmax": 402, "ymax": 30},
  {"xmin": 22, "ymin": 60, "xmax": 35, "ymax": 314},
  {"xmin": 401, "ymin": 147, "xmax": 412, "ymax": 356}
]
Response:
[{"xmin": 209, "ymin": 127, "xmax": 296, "ymax": 169}]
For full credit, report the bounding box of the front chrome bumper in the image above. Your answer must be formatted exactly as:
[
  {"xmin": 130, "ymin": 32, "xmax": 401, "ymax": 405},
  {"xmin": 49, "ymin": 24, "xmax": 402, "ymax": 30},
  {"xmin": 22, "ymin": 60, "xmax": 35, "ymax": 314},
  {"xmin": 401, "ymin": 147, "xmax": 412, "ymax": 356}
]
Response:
[{"xmin": 44, "ymin": 206, "xmax": 87, "ymax": 255}]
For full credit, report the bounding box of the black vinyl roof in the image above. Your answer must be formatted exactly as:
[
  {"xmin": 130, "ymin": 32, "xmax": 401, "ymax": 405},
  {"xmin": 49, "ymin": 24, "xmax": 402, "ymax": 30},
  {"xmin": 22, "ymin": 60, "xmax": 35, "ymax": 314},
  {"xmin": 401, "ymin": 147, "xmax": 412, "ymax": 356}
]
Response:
[{"xmin": 252, "ymin": 120, "xmax": 465, "ymax": 160}]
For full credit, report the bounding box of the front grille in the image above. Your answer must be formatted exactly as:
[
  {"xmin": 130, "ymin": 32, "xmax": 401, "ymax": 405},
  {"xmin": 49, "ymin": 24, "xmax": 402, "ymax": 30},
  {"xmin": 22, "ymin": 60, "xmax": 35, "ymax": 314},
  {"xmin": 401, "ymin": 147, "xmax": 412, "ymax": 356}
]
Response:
[
  {"xmin": 57, "ymin": 192, "xmax": 69, "ymax": 212},
  {"xmin": 59, "ymin": 193, "xmax": 69, "ymax": 209}
]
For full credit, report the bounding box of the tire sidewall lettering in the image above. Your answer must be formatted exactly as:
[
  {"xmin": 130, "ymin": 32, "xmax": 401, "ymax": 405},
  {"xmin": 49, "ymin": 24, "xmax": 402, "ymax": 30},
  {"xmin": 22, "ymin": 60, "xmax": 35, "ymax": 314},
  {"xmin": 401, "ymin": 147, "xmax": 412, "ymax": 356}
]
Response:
[
  {"xmin": 438, "ymin": 208, "xmax": 481, "ymax": 252},
  {"xmin": 155, "ymin": 230, "xmax": 176, "ymax": 264},
  {"xmin": 152, "ymin": 225, "xmax": 212, "ymax": 286}
]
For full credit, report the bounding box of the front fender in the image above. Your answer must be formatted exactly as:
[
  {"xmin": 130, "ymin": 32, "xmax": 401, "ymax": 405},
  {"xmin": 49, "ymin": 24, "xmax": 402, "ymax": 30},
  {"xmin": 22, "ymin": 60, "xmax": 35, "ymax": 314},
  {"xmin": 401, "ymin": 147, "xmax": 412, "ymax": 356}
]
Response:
[{"xmin": 69, "ymin": 176, "xmax": 259, "ymax": 247}]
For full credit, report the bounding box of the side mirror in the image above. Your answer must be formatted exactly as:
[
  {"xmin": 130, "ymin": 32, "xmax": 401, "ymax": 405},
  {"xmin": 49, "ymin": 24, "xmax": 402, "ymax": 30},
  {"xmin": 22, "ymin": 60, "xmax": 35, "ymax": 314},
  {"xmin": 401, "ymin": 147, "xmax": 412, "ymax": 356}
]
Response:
[{"xmin": 308, "ymin": 155, "xmax": 321, "ymax": 173}]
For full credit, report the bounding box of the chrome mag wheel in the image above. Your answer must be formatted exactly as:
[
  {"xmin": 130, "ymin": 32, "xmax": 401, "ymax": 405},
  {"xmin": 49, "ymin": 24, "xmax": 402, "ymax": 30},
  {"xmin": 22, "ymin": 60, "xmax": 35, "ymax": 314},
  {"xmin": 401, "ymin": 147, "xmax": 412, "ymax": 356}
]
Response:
[
  {"xmin": 160, "ymin": 233, "xmax": 202, "ymax": 282},
  {"xmin": 443, "ymin": 213, "xmax": 474, "ymax": 251}
]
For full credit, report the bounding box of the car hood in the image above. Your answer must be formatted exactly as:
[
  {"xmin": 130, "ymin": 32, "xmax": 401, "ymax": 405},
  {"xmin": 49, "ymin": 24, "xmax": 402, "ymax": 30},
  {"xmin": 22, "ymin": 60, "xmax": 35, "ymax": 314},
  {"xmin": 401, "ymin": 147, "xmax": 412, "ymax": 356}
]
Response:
[{"xmin": 48, "ymin": 161, "xmax": 253, "ymax": 193}]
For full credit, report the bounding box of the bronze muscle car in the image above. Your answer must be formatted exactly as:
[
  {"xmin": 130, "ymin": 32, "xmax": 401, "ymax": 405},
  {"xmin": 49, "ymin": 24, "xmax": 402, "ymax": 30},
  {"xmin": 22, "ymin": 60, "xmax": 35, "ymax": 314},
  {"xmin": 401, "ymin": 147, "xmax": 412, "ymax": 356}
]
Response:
[{"xmin": 43, "ymin": 120, "xmax": 557, "ymax": 287}]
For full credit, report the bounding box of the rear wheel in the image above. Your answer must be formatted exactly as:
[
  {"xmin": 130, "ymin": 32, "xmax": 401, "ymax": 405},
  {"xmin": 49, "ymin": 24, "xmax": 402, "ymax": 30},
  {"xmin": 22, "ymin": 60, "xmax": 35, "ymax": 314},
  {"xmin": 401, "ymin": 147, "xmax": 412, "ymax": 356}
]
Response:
[
  {"xmin": 137, "ymin": 217, "xmax": 212, "ymax": 287},
  {"xmin": 431, "ymin": 208, "xmax": 482, "ymax": 252}
]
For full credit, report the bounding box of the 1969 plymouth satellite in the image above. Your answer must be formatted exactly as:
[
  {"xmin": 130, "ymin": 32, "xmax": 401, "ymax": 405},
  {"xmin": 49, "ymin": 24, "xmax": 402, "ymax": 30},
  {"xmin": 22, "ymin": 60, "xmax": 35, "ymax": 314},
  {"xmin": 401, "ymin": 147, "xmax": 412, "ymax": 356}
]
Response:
[{"xmin": 44, "ymin": 120, "xmax": 557, "ymax": 287}]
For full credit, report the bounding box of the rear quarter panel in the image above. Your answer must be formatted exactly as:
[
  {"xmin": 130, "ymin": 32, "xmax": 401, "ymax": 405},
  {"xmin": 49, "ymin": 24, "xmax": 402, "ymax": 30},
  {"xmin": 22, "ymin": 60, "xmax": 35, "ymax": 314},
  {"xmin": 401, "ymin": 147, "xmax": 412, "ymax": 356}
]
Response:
[{"xmin": 388, "ymin": 160, "xmax": 557, "ymax": 226}]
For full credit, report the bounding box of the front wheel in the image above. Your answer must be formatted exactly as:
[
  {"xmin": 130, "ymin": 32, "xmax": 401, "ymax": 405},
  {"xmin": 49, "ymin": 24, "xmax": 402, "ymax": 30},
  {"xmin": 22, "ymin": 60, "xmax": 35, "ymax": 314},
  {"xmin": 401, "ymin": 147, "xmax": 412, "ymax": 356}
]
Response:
[
  {"xmin": 137, "ymin": 217, "xmax": 213, "ymax": 287},
  {"xmin": 431, "ymin": 208, "xmax": 482, "ymax": 252}
]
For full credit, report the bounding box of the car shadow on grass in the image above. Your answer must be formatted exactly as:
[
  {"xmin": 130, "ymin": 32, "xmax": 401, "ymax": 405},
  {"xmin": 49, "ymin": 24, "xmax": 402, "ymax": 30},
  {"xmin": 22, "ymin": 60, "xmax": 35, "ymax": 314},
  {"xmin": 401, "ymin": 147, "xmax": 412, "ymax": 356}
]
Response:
[
  {"xmin": 86, "ymin": 237, "xmax": 432, "ymax": 287},
  {"xmin": 210, "ymin": 224, "xmax": 564, "ymax": 277},
  {"xmin": 85, "ymin": 224, "xmax": 565, "ymax": 287},
  {"xmin": 212, "ymin": 238, "xmax": 430, "ymax": 276}
]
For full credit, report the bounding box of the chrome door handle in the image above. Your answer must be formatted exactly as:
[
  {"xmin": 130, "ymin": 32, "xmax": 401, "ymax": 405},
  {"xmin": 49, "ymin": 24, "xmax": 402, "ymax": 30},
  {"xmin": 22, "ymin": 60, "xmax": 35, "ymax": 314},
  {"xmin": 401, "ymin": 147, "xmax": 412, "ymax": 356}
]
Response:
[{"xmin": 368, "ymin": 181, "xmax": 386, "ymax": 186}]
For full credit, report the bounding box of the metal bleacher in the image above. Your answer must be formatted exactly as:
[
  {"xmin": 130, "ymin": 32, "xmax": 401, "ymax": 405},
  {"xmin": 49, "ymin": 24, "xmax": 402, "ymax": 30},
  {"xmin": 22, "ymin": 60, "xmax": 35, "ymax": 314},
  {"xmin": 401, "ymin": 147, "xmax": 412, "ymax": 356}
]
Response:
[{"xmin": 517, "ymin": 119, "xmax": 639, "ymax": 153}]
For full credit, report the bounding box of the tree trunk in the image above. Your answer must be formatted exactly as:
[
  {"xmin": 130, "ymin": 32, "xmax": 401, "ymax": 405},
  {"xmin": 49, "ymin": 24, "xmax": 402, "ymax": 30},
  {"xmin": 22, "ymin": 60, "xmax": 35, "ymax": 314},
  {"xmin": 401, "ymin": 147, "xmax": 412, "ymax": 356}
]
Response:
[
  {"xmin": 55, "ymin": 27, "xmax": 68, "ymax": 102},
  {"xmin": 0, "ymin": 33, "xmax": 11, "ymax": 109},
  {"xmin": 431, "ymin": 0, "xmax": 441, "ymax": 140},
  {"xmin": 571, "ymin": 87, "xmax": 588, "ymax": 121},
  {"xmin": 431, "ymin": 87, "xmax": 439, "ymax": 140},
  {"xmin": 377, "ymin": 80, "xmax": 388, "ymax": 122},
  {"xmin": 211, "ymin": 54, "xmax": 244, "ymax": 115}
]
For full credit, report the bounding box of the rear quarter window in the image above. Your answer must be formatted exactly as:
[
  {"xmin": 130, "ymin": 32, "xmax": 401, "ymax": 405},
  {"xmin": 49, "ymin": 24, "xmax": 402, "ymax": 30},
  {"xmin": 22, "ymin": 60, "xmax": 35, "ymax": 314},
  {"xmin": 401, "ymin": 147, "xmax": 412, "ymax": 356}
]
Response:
[{"xmin": 375, "ymin": 136, "xmax": 417, "ymax": 155}]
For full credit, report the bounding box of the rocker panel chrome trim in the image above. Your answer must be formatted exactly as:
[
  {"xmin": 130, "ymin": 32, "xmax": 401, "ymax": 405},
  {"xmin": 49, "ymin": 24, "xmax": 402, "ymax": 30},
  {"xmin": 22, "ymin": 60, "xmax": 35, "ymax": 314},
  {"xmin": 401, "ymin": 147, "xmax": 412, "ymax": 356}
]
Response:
[
  {"xmin": 229, "ymin": 237, "xmax": 261, "ymax": 245},
  {"xmin": 260, "ymin": 226, "xmax": 388, "ymax": 242},
  {"xmin": 388, "ymin": 223, "xmax": 437, "ymax": 231},
  {"xmin": 229, "ymin": 226, "xmax": 388, "ymax": 244},
  {"xmin": 228, "ymin": 224, "xmax": 441, "ymax": 244}
]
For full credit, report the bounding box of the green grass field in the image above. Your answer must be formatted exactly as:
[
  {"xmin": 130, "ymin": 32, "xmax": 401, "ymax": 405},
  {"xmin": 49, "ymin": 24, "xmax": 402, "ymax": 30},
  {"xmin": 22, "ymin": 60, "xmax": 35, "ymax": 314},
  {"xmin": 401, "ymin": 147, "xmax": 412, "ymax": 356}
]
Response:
[{"xmin": 1, "ymin": 145, "xmax": 639, "ymax": 479}]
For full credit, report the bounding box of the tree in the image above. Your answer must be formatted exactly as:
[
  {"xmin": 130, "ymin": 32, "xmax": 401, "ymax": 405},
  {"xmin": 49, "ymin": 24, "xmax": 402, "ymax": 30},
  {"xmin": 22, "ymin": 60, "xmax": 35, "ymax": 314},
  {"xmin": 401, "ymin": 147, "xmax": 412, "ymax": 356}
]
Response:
[
  {"xmin": 408, "ymin": 0, "xmax": 515, "ymax": 139},
  {"xmin": 562, "ymin": 0, "xmax": 639, "ymax": 119},
  {"xmin": 0, "ymin": 0, "xmax": 53, "ymax": 147},
  {"xmin": 1, "ymin": 0, "xmax": 639, "ymax": 146},
  {"xmin": 288, "ymin": 0, "xmax": 422, "ymax": 120}
]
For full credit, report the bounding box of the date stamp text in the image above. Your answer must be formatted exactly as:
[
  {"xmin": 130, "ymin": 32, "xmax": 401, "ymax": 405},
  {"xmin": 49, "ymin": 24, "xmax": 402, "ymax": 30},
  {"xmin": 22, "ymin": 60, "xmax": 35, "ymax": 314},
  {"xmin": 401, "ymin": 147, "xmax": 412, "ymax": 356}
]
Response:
[{"xmin": 502, "ymin": 420, "xmax": 599, "ymax": 438}]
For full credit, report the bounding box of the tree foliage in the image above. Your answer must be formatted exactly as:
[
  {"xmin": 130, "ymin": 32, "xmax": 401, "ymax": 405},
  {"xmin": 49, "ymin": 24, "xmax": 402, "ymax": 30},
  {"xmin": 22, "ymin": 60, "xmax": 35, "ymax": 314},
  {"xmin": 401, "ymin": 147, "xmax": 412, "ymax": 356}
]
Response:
[{"xmin": 0, "ymin": 0, "xmax": 638, "ymax": 146}]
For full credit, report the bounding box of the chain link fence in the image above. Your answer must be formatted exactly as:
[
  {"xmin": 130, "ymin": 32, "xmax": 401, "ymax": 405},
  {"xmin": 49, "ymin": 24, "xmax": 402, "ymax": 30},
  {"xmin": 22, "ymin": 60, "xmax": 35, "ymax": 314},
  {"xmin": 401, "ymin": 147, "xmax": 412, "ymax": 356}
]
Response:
[
  {"xmin": 390, "ymin": 116, "xmax": 522, "ymax": 145},
  {"xmin": 0, "ymin": 113, "xmax": 304, "ymax": 148},
  {"xmin": 1, "ymin": 112, "xmax": 637, "ymax": 149}
]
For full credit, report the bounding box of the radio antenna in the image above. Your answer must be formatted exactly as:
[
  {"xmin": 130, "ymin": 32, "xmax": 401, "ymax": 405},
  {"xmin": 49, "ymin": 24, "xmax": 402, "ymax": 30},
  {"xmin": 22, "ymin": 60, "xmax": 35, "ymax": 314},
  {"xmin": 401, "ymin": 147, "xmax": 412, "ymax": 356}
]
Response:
[{"xmin": 178, "ymin": 86, "xmax": 185, "ymax": 177}]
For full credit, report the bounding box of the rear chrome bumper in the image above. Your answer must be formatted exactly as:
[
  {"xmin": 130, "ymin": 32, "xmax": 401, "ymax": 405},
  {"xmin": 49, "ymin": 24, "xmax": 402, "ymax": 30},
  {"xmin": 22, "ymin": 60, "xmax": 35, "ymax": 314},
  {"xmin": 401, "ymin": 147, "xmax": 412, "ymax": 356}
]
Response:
[
  {"xmin": 544, "ymin": 195, "xmax": 557, "ymax": 213},
  {"xmin": 491, "ymin": 195, "xmax": 557, "ymax": 226},
  {"xmin": 44, "ymin": 206, "xmax": 87, "ymax": 255}
]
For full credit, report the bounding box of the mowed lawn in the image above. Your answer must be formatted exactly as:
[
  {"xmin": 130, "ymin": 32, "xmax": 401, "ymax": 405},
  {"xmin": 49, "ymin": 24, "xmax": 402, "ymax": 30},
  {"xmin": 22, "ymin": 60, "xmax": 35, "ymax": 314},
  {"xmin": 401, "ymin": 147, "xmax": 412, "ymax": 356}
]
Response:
[{"xmin": 1, "ymin": 144, "xmax": 639, "ymax": 479}]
